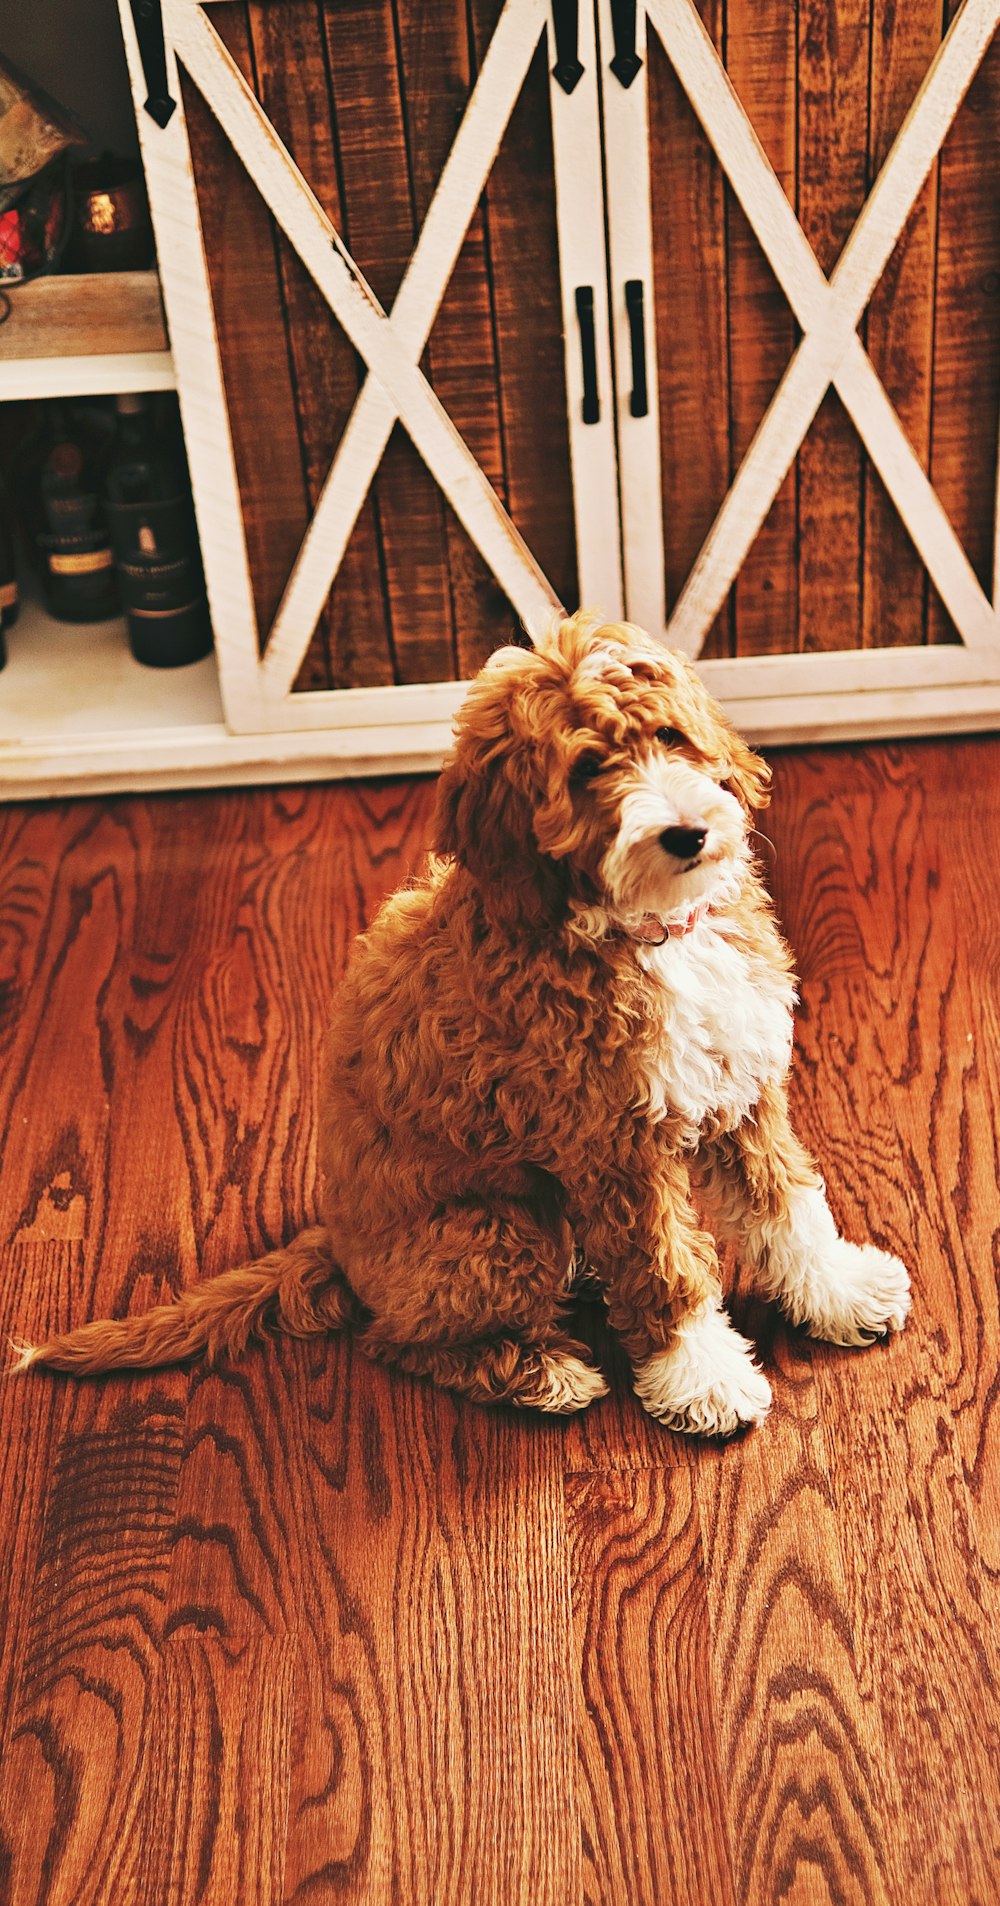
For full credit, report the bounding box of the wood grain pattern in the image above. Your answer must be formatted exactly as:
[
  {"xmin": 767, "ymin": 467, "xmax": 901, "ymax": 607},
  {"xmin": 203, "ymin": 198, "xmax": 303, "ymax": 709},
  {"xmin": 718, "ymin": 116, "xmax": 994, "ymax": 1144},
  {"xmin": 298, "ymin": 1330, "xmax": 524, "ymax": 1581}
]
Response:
[
  {"xmin": 0, "ymin": 272, "xmax": 167, "ymax": 362},
  {"xmin": 927, "ymin": 26, "xmax": 1000, "ymax": 645},
  {"xmin": 3, "ymin": 744, "xmax": 1000, "ymax": 1902},
  {"xmin": 321, "ymin": 0, "xmax": 456, "ymax": 684},
  {"xmin": 648, "ymin": 7, "xmax": 732, "ymax": 659},
  {"xmin": 862, "ymin": 0, "xmax": 942, "ymax": 650},
  {"xmin": 796, "ymin": 0, "xmax": 870, "ymax": 654},
  {"xmin": 568, "ymin": 1463, "xmax": 737, "ymax": 1906},
  {"xmin": 179, "ymin": 20, "xmax": 311, "ymax": 656},
  {"xmin": 396, "ymin": 0, "xmax": 515, "ymax": 677},
  {"xmin": 245, "ymin": 0, "xmax": 396, "ymax": 693},
  {"xmin": 725, "ymin": 5, "xmax": 798, "ymax": 659},
  {"xmin": 468, "ymin": 7, "xmax": 579, "ymax": 616}
]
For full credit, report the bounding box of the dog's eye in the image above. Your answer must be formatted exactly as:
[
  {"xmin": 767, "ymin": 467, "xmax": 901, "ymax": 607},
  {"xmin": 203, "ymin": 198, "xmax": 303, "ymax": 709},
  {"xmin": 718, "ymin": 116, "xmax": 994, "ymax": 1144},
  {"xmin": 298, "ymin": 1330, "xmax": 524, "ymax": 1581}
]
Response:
[
  {"xmin": 571, "ymin": 751, "xmax": 604, "ymax": 783},
  {"xmin": 656, "ymin": 727, "xmax": 687, "ymax": 750}
]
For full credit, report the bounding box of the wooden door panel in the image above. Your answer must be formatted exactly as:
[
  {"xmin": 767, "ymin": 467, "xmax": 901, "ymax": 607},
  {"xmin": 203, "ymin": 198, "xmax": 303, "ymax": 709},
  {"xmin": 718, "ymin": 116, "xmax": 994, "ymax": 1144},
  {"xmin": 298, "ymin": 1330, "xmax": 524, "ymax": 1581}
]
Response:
[
  {"xmin": 647, "ymin": 16, "xmax": 731, "ymax": 660},
  {"xmin": 927, "ymin": 24, "xmax": 1000, "ymax": 645},
  {"xmin": 862, "ymin": 0, "xmax": 941, "ymax": 651},
  {"xmin": 725, "ymin": 3, "xmax": 798, "ymax": 661},
  {"xmin": 639, "ymin": 0, "xmax": 1000, "ymax": 666},
  {"xmin": 180, "ymin": 0, "xmax": 580, "ymax": 693}
]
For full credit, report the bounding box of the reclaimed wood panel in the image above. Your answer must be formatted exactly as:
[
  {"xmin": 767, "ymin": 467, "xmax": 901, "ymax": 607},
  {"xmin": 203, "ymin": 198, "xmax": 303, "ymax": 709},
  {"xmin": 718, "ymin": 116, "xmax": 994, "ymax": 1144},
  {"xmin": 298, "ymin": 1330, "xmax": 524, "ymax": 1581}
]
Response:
[
  {"xmin": 647, "ymin": 8, "xmax": 732, "ymax": 658},
  {"xmin": 396, "ymin": 0, "xmax": 516, "ymax": 678},
  {"xmin": 796, "ymin": 0, "xmax": 871, "ymax": 654},
  {"xmin": 927, "ymin": 25, "xmax": 1000, "ymax": 645},
  {"xmin": 246, "ymin": 0, "xmax": 395, "ymax": 692},
  {"xmin": 468, "ymin": 8, "xmax": 579, "ymax": 618},
  {"xmin": 725, "ymin": 5, "xmax": 799, "ymax": 659},
  {"xmin": 862, "ymin": 0, "xmax": 942, "ymax": 650},
  {"xmin": 320, "ymin": 0, "xmax": 456, "ymax": 684},
  {"xmin": 179, "ymin": 1, "xmax": 1000, "ymax": 677},
  {"xmin": 180, "ymin": 17, "xmax": 310, "ymax": 656}
]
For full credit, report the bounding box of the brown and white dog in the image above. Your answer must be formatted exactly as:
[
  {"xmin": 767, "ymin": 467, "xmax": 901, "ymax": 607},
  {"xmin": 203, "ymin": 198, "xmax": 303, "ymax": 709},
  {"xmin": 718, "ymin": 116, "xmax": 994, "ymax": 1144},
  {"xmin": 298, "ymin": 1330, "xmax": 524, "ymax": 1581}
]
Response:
[{"xmin": 16, "ymin": 615, "xmax": 910, "ymax": 1434}]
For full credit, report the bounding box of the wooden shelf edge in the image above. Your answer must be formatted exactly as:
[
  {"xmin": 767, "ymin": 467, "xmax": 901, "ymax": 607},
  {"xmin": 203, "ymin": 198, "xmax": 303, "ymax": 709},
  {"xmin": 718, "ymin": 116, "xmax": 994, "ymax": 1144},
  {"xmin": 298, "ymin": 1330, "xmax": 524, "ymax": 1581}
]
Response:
[{"xmin": 0, "ymin": 270, "xmax": 168, "ymax": 361}]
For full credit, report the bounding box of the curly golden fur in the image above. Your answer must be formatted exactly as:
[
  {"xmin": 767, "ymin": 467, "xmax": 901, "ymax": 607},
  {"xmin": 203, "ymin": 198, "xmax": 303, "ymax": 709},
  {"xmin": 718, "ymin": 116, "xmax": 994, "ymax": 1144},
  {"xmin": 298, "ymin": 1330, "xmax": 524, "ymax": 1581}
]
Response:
[{"xmin": 18, "ymin": 614, "xmax": 910, "ymax": 1432}]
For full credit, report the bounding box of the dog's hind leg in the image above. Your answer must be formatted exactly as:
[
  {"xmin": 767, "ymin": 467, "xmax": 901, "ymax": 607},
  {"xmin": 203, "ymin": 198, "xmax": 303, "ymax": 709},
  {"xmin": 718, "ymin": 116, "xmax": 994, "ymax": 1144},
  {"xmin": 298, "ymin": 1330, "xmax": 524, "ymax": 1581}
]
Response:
[
  {"xmin": 359, "ymin": 1329, "xmax": 608, "ymax": 1412},
  {"xmin": 692, "ymin": 1080, "xmax": 911, "ymax": 1346},
  {"xmin": 343, "ymin": 1197, "xmax": 608, "ymax": 1411}
]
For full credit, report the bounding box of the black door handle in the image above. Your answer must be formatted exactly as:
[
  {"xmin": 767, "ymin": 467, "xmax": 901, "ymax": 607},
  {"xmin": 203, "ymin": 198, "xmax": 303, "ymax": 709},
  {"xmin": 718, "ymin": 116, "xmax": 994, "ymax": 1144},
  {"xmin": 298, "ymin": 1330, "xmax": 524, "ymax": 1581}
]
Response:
[
  {"xmin": 609, "ymin": 0, "xmax": 642, "ymax": 87},
  {"xmin": 551, "ymin": 0, "xmax": 584, "ymax": 93},
  {"xmin": 130, "ymin": 0, "xmax": 176, "ymax": 127},
  {"xmin": 575, "ymin": 286, "xmax": 600, "ymax": 424},
  {"xmin": 625, "ymin": 279, "xmax": 648, "ymax": 418}
]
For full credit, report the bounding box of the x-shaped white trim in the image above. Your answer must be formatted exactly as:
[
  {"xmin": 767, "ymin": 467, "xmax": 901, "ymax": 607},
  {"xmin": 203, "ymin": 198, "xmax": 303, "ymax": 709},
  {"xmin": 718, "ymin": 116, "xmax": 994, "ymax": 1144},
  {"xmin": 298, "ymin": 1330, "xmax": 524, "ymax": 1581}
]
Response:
[
  {"xmin": 173, "ymin": 0, "xmax": 563, "ymax": 699},
  {"xmin": 646, "ymin": 0, "xmax": 1000, "ymax": 656}
]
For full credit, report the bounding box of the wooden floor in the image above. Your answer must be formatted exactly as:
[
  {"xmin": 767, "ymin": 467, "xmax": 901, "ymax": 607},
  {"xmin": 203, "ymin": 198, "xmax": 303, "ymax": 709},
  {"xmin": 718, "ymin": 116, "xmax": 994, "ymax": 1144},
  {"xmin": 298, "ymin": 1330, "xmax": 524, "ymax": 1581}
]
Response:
[{"xmin": 0, "ymin": 740, "xmax": 998, "ymax": 1906}]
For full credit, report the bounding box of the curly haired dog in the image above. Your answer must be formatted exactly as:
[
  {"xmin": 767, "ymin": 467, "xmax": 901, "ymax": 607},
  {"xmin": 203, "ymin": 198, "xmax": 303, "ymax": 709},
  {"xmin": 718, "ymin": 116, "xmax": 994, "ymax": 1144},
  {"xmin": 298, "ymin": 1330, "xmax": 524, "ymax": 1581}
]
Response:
[{"xmin": 17, "ymin": 614, "xmax": 910, "ymax": 1434}]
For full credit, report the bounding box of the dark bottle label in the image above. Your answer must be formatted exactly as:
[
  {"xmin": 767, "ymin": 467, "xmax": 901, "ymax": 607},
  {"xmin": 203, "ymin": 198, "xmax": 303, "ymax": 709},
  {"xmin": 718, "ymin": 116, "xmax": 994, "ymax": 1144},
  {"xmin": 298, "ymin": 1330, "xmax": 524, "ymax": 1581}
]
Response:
[{"xmin": 107, "ymin": 499, "xmax": 211, "ymax": 666}]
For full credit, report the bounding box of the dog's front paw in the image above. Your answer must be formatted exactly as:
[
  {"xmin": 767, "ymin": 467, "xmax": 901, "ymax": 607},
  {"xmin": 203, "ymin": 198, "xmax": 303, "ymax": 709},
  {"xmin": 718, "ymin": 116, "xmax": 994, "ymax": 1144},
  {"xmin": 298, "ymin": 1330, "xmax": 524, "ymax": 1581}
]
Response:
[
  {"xmin": 634, "ymin": 1300, "xmax": 772, "ymax": 1438},
  {"xmin": 787, "ymin": 1241, "xmax": 911, "ymax": 1347},
  {"xmin": 526, "ymin": 1352, "xmax": 609, "ymax": 1413}
]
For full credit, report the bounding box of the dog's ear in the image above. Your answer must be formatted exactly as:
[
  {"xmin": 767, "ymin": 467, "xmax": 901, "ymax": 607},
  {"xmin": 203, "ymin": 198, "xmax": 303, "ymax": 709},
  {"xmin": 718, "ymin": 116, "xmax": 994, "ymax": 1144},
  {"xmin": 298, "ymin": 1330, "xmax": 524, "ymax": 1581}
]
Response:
[
  {"xmin": 668, "ymin": 653, "xmax": 771, "ymax": 814},
  {"xmin": 723, "ymin": 734, "xmax": 771, "ymax": 813},
  {"xmin": 435, "ymin": 660, "xmax": 570, "ymax": 931}
]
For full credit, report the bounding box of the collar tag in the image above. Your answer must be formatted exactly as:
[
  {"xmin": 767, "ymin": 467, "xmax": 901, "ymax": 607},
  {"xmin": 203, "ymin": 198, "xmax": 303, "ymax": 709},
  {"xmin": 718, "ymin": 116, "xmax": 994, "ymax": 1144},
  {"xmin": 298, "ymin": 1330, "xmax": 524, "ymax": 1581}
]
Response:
[{"xmin": 634, "ymin": 900, "xmax": 709, "ymax": 944}]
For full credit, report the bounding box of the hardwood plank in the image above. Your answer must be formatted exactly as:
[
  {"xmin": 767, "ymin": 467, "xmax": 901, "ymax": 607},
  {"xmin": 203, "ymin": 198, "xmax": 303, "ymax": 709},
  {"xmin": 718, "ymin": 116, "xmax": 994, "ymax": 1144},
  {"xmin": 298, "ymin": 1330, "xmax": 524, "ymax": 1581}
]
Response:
[
  {"xmin": 862, "ymin": 2, "xmax": 942, "ymax": 650},
  {"xmin": 468, "ymin": 9, "xmax": 579, "ymax": 615},
  {"xmin": 0, "ymin": 803, "xmax": 118, "ymax": 1253},
  {"xmin": 0, "ymin": 1243, "xmax": 81, "ymax": 1740},
  {"xmin": 0, "ymin": 1375, "xmax": 185, "ymax": 1906},
  {"xmin": 927, "ymin": 28, "xmax": 1000, "ymax": 644},
  {"xmin": 568, "ymin": 1464, "xmax": 737, "ymax": 1906},
  {"xmin": 648, "ymin": 7, "xmax": 731, "ymax": 658},
  {"xmin": 2, "ymin": 750, "xmax": 1000, "ymax": 1905},
  {"xmin": 695, "ymin": 1320, "xmax": 895, "ymax": 1906},
  {"xmin": 797, "ymin": 0, "xmax": 870, "ymax": 653},
  {"xmin": 396, "ymin": 0, "xmax": 514, "ymax": 676},
  {"xmin": 282, "ymin": 1351, "xmax": 579, "ymax": 1903},
  {"xmin": 246, "ymin": 0, "xmax": 395, "ymax": 692},
  {"xmin": 139, "ymin": 1635, "xmax": 296, "ymax": 1906},
  {"xmin": 766, "ymin": 738, "xmax": 1000, "ymax": 1901},
  {"xmin": 725, "ymin": 5, "xmax": 798, "ymax": 658},
  {"xmin": 321, "ymin": 0, "xmax": 457, "ymax": 683}
]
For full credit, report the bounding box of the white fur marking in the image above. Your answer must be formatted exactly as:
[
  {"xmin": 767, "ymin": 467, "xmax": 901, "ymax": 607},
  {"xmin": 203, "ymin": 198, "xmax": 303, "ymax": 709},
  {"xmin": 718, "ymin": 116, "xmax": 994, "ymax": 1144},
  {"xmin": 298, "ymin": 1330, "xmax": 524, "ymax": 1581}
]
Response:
[
  {"xmin": 634, "ymin": 1298, "xmax": 771, "ymax": 1436},
  {"xmin": 637, "ymin": 921, "xmax": 795, "ymax": 1144},
  {"xmin": 7, "ymin": 1337, "xmax": 39, "ymax": 1375},
  {"xmin": 528, "ymin": 1352, "xmax": 609, "ymax": 1413},
  {"xmin": 749, "ymin": 1184, "xmax": 911, "ymax": 1346}
]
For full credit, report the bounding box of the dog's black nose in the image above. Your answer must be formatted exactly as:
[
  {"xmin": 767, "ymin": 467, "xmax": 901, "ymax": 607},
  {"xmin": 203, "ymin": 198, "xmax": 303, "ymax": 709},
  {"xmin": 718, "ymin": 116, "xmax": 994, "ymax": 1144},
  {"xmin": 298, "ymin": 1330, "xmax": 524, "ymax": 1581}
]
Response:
[{"xmin": 660, "ymin": 825, "xmax": 707, "ymax": 861}]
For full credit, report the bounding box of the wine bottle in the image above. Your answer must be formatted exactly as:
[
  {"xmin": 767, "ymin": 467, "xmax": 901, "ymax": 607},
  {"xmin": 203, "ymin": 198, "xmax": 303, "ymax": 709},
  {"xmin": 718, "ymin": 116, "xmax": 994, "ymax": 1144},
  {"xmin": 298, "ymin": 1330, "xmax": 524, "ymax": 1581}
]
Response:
[
  {"xmin": 0, "ymin": 486, "xmax": 18, "ymax": 671},
  {"xmin": 105, "ymin": 394, "xmax": 212, "ymax": 668},
  {"xmin": 35, "ymin": 404, "xmax": 118, "ymax": 623}
]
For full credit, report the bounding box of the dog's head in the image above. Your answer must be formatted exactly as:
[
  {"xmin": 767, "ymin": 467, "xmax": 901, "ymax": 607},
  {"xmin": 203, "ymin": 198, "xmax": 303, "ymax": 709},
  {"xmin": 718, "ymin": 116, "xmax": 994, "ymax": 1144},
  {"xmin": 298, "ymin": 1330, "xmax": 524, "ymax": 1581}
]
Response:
[{"xmin": 435, "ymin": 614, "xmax": 770, "ymax": 933}]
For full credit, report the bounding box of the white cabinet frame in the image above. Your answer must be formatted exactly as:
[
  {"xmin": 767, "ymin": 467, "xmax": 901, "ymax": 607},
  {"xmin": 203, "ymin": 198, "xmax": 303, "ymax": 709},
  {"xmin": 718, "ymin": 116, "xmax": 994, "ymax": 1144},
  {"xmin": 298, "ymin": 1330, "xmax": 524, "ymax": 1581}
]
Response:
[
  {"xmin": 120, "ymin": 0, "xmax": 1000, "ymax": 757},
  {"xmin": 120, "ymin": 0, "xmax": 623, "ymax": 737}
]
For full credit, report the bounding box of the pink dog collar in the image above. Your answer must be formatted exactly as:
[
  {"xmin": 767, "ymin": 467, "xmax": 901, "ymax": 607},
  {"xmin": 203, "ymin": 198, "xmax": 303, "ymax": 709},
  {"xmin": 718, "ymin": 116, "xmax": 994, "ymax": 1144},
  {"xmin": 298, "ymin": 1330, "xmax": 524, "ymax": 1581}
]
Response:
[{"xmin": 631, "ymin": 900, "xmax": 710, "ymax": 945}]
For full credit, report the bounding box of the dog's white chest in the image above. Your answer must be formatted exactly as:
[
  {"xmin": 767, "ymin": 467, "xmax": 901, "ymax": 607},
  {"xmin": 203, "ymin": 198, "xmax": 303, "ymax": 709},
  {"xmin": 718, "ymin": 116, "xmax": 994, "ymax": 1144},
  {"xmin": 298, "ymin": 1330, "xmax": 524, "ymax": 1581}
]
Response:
[{"xmin": 637, "ymin": 924, "xmax": 794, "ymax": 1143}]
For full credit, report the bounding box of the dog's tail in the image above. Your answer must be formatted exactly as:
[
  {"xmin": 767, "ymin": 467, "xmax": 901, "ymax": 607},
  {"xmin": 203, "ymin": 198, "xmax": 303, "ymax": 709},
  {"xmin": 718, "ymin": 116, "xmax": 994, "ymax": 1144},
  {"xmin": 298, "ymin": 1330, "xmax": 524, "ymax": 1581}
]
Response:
[{"xmin": 10, "ymin": 1226, "xmax": 360, "ymax": 1376}]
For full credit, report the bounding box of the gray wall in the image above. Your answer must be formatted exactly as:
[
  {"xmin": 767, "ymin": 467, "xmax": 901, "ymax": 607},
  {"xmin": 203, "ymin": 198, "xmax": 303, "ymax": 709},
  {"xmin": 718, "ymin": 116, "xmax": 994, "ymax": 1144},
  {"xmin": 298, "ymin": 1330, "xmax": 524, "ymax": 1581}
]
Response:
[{"xmin": 1, "ymin": 0, "xmax": 139, "ymax": 159}]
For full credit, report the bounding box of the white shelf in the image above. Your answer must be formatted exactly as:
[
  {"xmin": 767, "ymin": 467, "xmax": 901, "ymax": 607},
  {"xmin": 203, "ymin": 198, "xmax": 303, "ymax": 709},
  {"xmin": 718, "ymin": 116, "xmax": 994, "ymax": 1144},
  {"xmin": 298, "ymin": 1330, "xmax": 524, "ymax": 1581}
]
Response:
[
  {"xmin": 0, "ymin": 590, "xmax": 450, "ymax": 799},
  {"xmin": 0, "ymin": 352, "xmax": 177, "ymax": 401}
]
